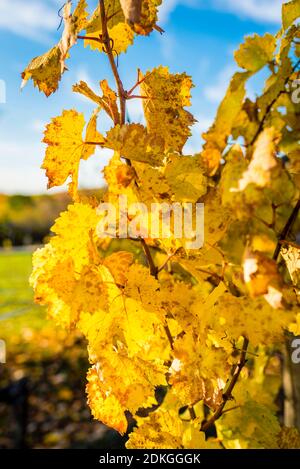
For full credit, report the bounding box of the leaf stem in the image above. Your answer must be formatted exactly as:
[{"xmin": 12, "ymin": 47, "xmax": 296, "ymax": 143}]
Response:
[{"xmin": 77, "ymin": 35, "xmax": 103, "ymax": 43}]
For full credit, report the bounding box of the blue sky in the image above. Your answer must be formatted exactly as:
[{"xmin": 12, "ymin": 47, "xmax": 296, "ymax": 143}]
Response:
[{"xmin": 0, "ymin": 0, "xmax": 284, "ymax": 194}]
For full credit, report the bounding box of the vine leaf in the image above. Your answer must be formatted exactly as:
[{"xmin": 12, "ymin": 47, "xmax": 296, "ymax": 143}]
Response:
[
  {"xmin": 282, "ymin": 0, "xmax": 300, "ymax": 30},
  {"xmin": 140, "ymin": 66, "xmax": 195, "ymax": 153},
  {"xmin": 42, "ymin": 109, "xmax": 103, "ymax": 199},
  {"xmin": 232, "ymin": 127, "xmax": 277, "ymax": 192},
  {"xmin": 21, "ymin": 0, "xmax": 88, "ymax": 96},
  {"xmin": 201, "ymin": 71, "xmax": 251, "ymax": 175},
  {"xmin": 235, "ymin": 33, "xmax": 276, "ymax": 72},
  {"xmin": 105, "ymin": 123, "xmax": 165, "ymax": 165}
]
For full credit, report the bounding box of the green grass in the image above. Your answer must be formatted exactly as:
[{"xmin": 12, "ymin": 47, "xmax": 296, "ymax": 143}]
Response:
[
  {"xmin": 0, "ymin": 250, "xmax": 46, "ymax": 338},
  {"xmin": 0, "ymin": 250, "xmax": 122, "ymax": 449}
]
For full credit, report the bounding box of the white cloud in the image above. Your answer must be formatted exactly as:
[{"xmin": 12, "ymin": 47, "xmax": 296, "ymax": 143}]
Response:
[
  {"xmin": 158, "ymin": 0, "xmax": 182, "ymax": 24},
  {"xmin": 0, "ymin": 0, "xmax": 283, "ymax": 46},
  {"xmin": 158, "ymin": 0, "xmax": 198, "ymax": 24},
  {"xmin": 0, "ymin": 0, "xmax": 58, "ymax": 43},
  {"xmin": 158, "ymin": 0, "xmax": 283, "ymax": 25},
  {"xmin": 212, "ymin": 0, "xmax": 283, "ymax": 24},
  {"xmin": 203, "ymin": 64, "xmax": 236, "ymax": 103}
]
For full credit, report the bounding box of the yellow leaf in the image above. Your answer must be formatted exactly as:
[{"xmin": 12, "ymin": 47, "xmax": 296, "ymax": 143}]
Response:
[
  {"xmin": 103, "ymin": 251, "xmax": 134, "ymax": 286},
  {"xmin": 235, "ymin": 33, "xmax": 276, "ymax": 72},
  {"xmin": 86, "ymin": 351, "xmax": 167, "ymax": 433},
  {"xmin": 282, "ymin": 0, "xmax": 300, "ymax": 30},
  {"xmin": 126, "ymin": 407, "xmax": 184, "ymax": 449},
  {"xmin": 201, "ymin": 72, "xmax": 250, "ymax": 175},
  {"xmin": 105, "ymin": 123, "xmax": 164, "ymax": 165},
  {"xmin": 124, "ymin": 264, "xmax": 163, "ymax": 315},
  {"xmin": 85, "ymin": 2, "xmax": 134, "ymax": 55},
  {"xmin": 126, "ymin": 401, "xmax": 221, "ymax": 449},
  {"xmin": 233, "ymin": 128, "xmax": 277, "ymax": 191},
  {"xmin": 42, "ymin": 110, "xmax": 103, "ymax": 199},
  {"xmin": 21, "ymin": 0, "xmax": 88, "ymax": 95},
  {"xmin": 73, "ymin": 80, "xmax": 120, "ymax": 124},
  {"xmin": 198, "ymin": 292, "xmax": 294, "ymax": 347},
  {"xmin": 21, "ymin": 46, "xmax": 62, "ymax": 97},
  {"xmin": 73, "ymin": 81, "xmax": 104, "ymax": 106},
  {"xmin": 140, "ymin": 66, "xmax": 195, "ymax": 152},
  {"xmin": 30, "ymin": 243, "xmax": 74, "ymax": 327},
  {"xmin": 30, "ymin": 203, "xmax": 101, "ymax": 327},
  {"xmin": 134, "ymin": 164, "xmax": 171, "ymax": 204},
  {"xmin": 281, "ymin": 244, "xmax": 300, "ymax": 288},
  {"xmin": 217, "ymin": 397, "xmax": 281, "ymax": 448},
  {"xmin": 87, "ymin": 365, "xmax": 128, "ymax": 434},
  {"xmin": 277, "ymin": 426, "xmax": 300, "ymax": 448},
  {"xmin": 203, "ymin": 188, "xmax": 232, "ymax": 247},
  {"xmin": 132, "ymin": 0, "xmax": 163, "ymax": 35},
  {"xmin": 50, "ymin": 202, "xmax": 100, "ymax": 272},
  {"xmin": 243, "ymin": 251, "xmax": 280, "ymax": 296},
  {"xmin": 164, "ymin": 154, "xmax": 207, "ymax": 203},
  {"xmin": 100, "ymin": 79, "xmax": 120, "ymax": 124},
  {"xmin": 169, "ymin": 332, "xmax": 228, "ymax": 408}
]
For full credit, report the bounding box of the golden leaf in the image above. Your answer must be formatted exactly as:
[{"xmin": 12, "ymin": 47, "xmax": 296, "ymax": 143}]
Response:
[
  {"xmin": 42, "ymin": 109, "xmax": 103, "ymax": 199},
  {"xmin": 140, "ymin": 66, "xmax": 195, "ymax": 153},
  {"xmin": 235, "ymin": 33, "xmax": 276, "ymax": 72},
  {"xmin": 105, "ymin": 123, "xmax": 164, "ymax": 165},
  {"xmin": 21, "ymin": 0, "xmax": 88, "ymax": 95}
]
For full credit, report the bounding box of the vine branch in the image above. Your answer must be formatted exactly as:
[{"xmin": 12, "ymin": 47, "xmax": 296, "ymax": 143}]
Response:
[
  {"xmin": 140, "ymin": 238, "xmax": 158, "ymax": 278},
  {"xmin": 250, "ymin": 58, "xmax": 300, "ymax": 146},
  {"xmin": 200, "ymin": 337, "xmax": 249, "ymax": 432},
  {"xmin": 273, "ymin": 198, "xmax": 300, "ymax": 261},
  {"xmin": 99, "ymin": 0, "xmax": 126, "ymax": 124}
]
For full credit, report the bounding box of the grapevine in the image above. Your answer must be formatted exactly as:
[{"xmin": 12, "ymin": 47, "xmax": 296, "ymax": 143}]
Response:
[{"xmin": 23, "ymin": 0, "xmax": 300, "ymax": 448}]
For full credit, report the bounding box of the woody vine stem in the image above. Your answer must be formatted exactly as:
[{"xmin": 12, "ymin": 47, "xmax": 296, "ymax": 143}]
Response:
[{"xmin": 99, "ymin": 0, "xmax": 126, "ymax": 124}]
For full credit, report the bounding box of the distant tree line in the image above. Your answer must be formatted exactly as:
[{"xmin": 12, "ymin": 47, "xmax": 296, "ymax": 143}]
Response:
[{"xmin": 0, "ymin": 190, "xmax": 104, "ymax": 246}]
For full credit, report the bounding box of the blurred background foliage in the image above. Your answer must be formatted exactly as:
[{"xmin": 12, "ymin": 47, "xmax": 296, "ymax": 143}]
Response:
[
  {"xmin": 0, "ymin": 191, "xmax": 127, "ymax": 448},
  {"xmin": 0, "ymin": 190, "xmax": 105, "ymax": 247}
]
